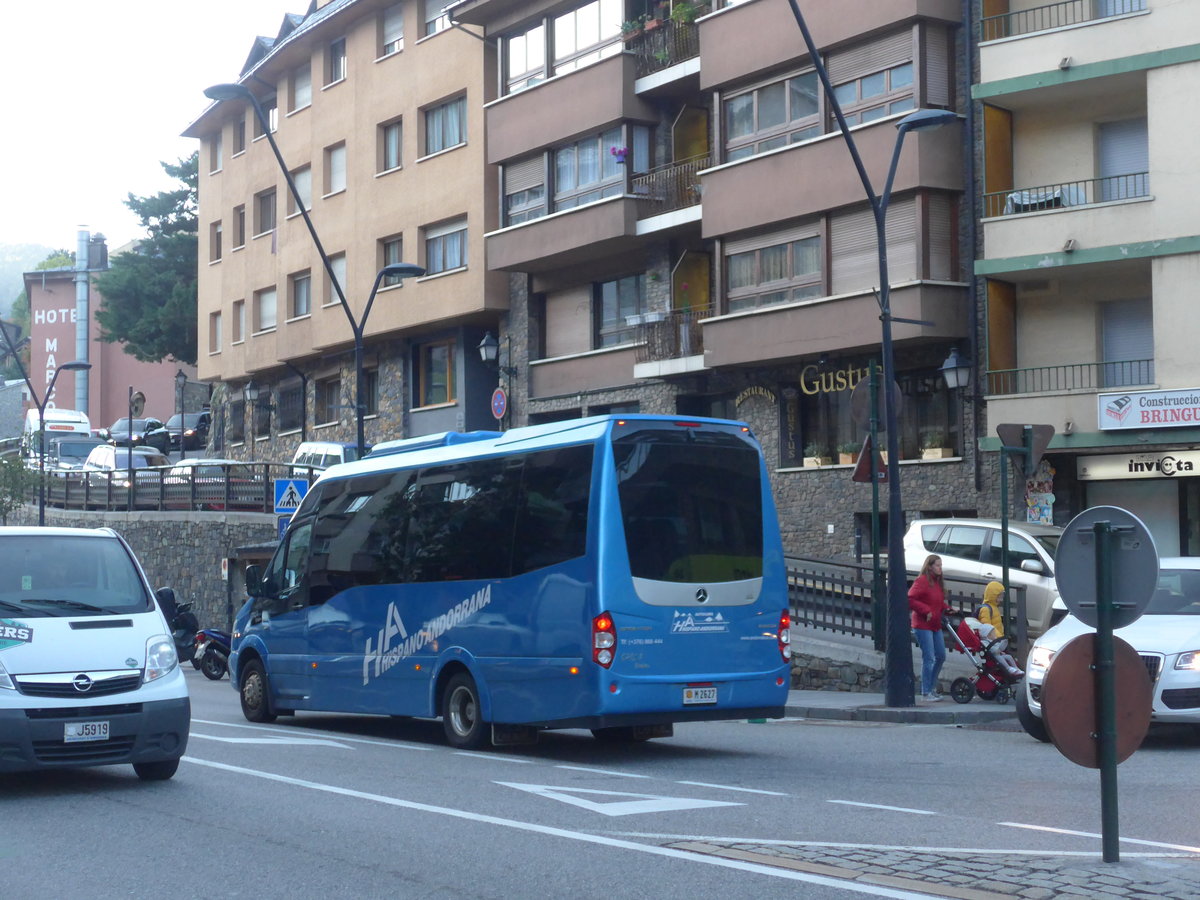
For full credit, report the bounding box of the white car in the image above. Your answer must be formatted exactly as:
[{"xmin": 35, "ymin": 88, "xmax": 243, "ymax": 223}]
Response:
[{"xmin": 1017, "ymin": 557, "xmax": 1200, "ymax": 742}]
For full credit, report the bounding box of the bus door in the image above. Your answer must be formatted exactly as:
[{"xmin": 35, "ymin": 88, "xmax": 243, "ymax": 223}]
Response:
[{"xmin": 249, "ymin": 519, "xmax": 314, "ymax": 704}]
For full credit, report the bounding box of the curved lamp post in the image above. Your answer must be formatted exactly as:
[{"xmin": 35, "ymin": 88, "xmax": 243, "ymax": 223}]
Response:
[
  {"xmin": 36, "ymin": 361, "xmax": 92, "ymax": 526},
  {"xmin": 203, "ymin": 82, "xmax": 424, "ymax": 459},
  {"xmin": 175, "ymin": 369, "xmax": 188, "ymax": 461}
]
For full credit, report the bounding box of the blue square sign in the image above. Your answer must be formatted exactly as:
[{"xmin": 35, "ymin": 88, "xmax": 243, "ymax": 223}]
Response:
[{"xmin": 274, "ymin": 478, "xmax": 308, "ymax": 515}]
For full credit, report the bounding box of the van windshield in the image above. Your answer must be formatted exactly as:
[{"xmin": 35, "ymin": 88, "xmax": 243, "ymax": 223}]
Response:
[{"xmin": 0, "ymin": 536, "xmax": 151, "ymax": 616}]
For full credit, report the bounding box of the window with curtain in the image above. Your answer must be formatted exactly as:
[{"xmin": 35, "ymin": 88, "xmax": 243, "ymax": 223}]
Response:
[
  {"xmin": 292, "ymin": 63, "xmax": 312, "ymax": 110},
  {"xmin": 232, "ymin": 300, "xmax": 245, "ymax": 343},
  {"xmin": 726, "ymin": 228, "xmax": 823, "ymax": 312},
  {"xmin": 424, "ymin": 96, "xmax": 466, "ymax": 154},
  {"xmin": 209, "ymin": 312, "xmax": 222, "ymax": 354},
  {"xmin": 232, "ymin": 119, "xmax": 246, "ymax": 154},
  {"xmin": 831, "ymin": 61, "xmax": 914, "ymax": 125},
  {"xmin": 553, "ymin": 126, "xmax": 623, "ymax": 210},
  {"xmin": 233, "ymin": 205, "xmax": 246, "ymax": 248},
  {"xmin": 381, "ymin": 3, "xmax": 404, "ymax": 55},
  {"xmin": 254, "ymin": 287, "xmax": 277, "ymax": 333},
  {"xmin": 380, "ymin": 119, "xmax": 402, "ymax": 172},
  {"xmin": 327, "ymin": 37, "xmax": 347, "ymax": 84},
  {"xmin": 424, "ymin": 218, "xmax": 467, "ymax": 274},
  {"xmin": 725, "ymin": 71, "xmax": 820, "ymax": 162},
  {"xmin": 595, "ymin": 274, "xmax": 645, "ymax": 348},
  {"xmin": 324, "ymin": 253, "xmax": 347, "ymax": 307},
  {"xmin": 381, "ymin": 235, "xmax": 405, "ymax": 284},
  {"xmin": 290, "ymin": 272, "xmax": 312, "ymax": 318},
  {"xmin": 254, "ymin": 189, "xmax": 276, "ymax": 234},
  {"xmin": 325, "ymin": 144, "xmax": 346, "ymax": 194},
  {"xmin": 289, "ymin": 165, "xmax": 312, "ymax": 214},
  {"xmin": 505, "ymin": 21, "xmax": 546, "ymax": 93}
]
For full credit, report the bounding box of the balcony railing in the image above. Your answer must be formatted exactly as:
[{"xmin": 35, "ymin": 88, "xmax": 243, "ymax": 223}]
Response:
[
  {"xmin": 983, "ymin": 172, "xmax": 1148, "ymax": 218},
  {"xmin": 987, "ymin": 359, "xmax": 1154, "ymax": 396},
  {"xmin": 625, "ymin": 17, "xmax": 701, "ymax": 77},
  {"xmin": 982, "ymin": 0, "xmax": 1145, "ymax": 41},
  {"xmin": 631, "ymin": 154, "xmax": 708, "ymax": 217},
  {"xmin": 634, "ymin": 305, "xmax": 710, "ymax": 363}
]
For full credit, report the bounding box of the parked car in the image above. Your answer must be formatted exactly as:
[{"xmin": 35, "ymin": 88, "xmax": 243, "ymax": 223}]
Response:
[
  {"xmin": 106, "ymin": 417, "xmax": 171, "ymax": 453},
  {"xmin": 165, "ymin": 411, "xmax": 211, "ymax": 451},
  {"xmin": 81, "ymin": 445, "xmax": 171, "ymax": 508},
  {"xmin": 291, "ymin": 440, "xmax": 367, "ymax": 470},
  {"xmin": 1018, "ymin": 557, "xmax": 1200, "ymax": 742},
  {"xmin": 903, "ymin": 517, "xmax": 1063, "ymax": 638},
  {"xmin": 163, "ymin": 458, "xmax": 266, "ymax": 511}
]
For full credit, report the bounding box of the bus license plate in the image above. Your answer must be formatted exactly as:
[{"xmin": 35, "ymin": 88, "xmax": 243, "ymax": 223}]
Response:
[
  {"xmin": 64, "ymin": 721, "xmax": 109, "ymax": 743},
  {"xmin": 683, "ymin": 686, "xmax": 717, "ymax": 705}
]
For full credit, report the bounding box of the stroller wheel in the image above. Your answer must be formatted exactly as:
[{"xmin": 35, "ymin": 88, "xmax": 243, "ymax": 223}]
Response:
[
  {"xmin": 950, "ymin": 677, "xmax": 974, "ymax": 704},
  {"xmin": 994, "ymin": 687, "xmax": 1012, "ymax": 704}
]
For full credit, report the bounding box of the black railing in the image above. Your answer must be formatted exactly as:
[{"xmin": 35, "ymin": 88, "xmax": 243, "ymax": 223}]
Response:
[
  {"xmin": 634, "ymin": 305, "xmax": 709, "ymax": 362},
  {"xmin": 981, "ymin": 0, "xmax": 1145, "ymax": 41},
  {"xmin": 631, "ymin": 154, "xmax": 709, "ymax": 216},
  {"xmin": 983, "ymin": 172, "xmax": 1149, "ymax": 218},
  {"xmin": 987, "ymin": 359, "xmax": 1154, "ymax": 395},
  {"xmin": 625, "ymin": 17, "xmax": 701, "ymax": 77},
  {"xmin": 32, "ymin": 462, "xmax": 321, "ymax": 514}
]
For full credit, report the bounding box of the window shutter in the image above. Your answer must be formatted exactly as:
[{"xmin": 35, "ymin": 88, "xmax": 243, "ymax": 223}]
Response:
[
  {"xmin": 924, "ymin": 25, "xmax": 950, "ymax": 108},
  {"xmin": 928, "ymin": 193, "xmax": 953, "ymax": 281},
  {"xmin": 504, "ymin": 156, "xmax": 545, "ymax": 195},
  {"xmin": 1098, "ymin": 118, "xmax": 1148, "ymax": 177},
  {"xmin": 830, "ymin": 198, "xmax": 916, "ymax": 293},
  {"xmin": 1102, "ymin": 299, "xmax": 1153, "ymax": 361},
  {"xmin": 826, "ymin": 30, "xmax": 913, "ymax": 83},
  {"xmin": 725, "ymin": 221, "xmax": 819, "ymax": 256},
  {"xmin": 384, "ymin": 4, "xmax": 404, "ymax": 46}
]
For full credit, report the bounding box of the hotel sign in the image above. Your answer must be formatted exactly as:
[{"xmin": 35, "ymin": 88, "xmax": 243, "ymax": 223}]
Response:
[
  {"xmin": 1098, "ymin": 387, "xmax": 1200, "ymax": 430},
  {"xmin": 1078, "ymin": 450, "xmax": 1200, "ymax": 481}
]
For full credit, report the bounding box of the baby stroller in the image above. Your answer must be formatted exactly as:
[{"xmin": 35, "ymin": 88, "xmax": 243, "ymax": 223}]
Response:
[{"xmin": 942, "ymin": 614, "xmax": 1023, "ymax": 704}]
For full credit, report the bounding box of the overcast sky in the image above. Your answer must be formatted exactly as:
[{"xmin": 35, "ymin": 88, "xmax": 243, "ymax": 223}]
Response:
[{"xmin": 2, "ymin": 1, "xmax": 296, "ymax": 250}]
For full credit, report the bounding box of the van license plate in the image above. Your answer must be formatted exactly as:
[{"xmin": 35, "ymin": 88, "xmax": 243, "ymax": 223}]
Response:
[
  {"xmin": 64, "ymin": 721, "xmax": 109, "ymax": 743},
  {"xmin": 682, "ymin": 686, "xmax": 717, "ymax": 705}
]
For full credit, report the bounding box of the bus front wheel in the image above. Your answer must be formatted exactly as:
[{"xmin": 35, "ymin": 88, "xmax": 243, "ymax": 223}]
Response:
[
  {"xmin": 442, "ymin": 673, "xmax": 488, "ymax": 750},
  {"xmin": 240, "ymin": 659, "xmax": 277, "ymax": 724}
]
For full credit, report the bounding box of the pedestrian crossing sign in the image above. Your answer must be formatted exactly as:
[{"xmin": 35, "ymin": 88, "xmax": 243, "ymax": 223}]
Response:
[{"xmin": 274, "ymin": 479, "xmax": 308, "ymax": 514}]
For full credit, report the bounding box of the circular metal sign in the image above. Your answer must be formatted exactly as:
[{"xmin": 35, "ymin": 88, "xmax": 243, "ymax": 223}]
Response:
[
  {"xmin": 1041, "ymin": 633, "xmax": 1152, "ymax": 768},
  {"xmin": 850, "ymin": 377, "xmax": 903, "ymax": 429},
  {"xmin": 490, "ymin": 386, "xmax": 508, "ymax": 421},
  {"xmin": 1055, "ymin": 506, "xmax": 1158, "ymax": 629}
]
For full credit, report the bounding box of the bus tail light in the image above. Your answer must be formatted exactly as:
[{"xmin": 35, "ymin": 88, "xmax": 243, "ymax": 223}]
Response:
[
  {"xmin": 778, "ymin": 610, "xmax": 791, "ymax": 662},
  {"xmin": 593, "ymin": 613, "xmax": 616, "ymax": 668}
]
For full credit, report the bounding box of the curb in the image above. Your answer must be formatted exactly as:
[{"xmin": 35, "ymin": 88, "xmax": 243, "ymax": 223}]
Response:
[{"xmin": 785, "ymin": 703, "xmax": 1016, "ymax": 725}]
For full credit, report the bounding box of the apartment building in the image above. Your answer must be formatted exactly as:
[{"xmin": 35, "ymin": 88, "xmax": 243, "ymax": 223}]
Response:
[
  {"xmin": 975, "ymin": 0, "xmax": 1200, "ymax": 553},
  {"xmin": 184, "ymin": 0, "xmax": 506, "ymax": 458},
  {"xmin": 452, "ymin": 0, "xmax": 976, "ymax": 555}
]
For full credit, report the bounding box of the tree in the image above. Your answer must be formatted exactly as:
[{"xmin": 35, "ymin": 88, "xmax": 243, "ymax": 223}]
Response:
[
  {"xmin": 93, "ymin": 154, "xmax": 198, "ymax": 365},
  {"xmin": 0, "ymin": 456, "xmax": 32, "ymax": 524}
]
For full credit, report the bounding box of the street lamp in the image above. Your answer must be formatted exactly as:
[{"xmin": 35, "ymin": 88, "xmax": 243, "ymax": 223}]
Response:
[
  {"xmin": 203, "ymin": 82, "xmax": 424, "ymax": 460},
  {"xmin": 784, "ymin": 2, "xmax": 960, "ymax": 707},
  {"xmin": 175, "ymin": 369, "xmax": 188, "ymax": 461},
  {"xmin": 35, "ymin": 361, "xmax": 92, "ymax": 526}
]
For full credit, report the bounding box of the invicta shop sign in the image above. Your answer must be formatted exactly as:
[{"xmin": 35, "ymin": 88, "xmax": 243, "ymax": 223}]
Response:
[{"xmin": 1078, "ymin": 451, "xmax": 1200, "ymax": 481}]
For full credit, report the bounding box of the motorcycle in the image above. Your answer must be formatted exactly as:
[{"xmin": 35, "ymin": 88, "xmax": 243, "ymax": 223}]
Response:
[
  {"xmin": 193, "ymin": 627, "xmax": 232, "ymax": 680},
  {"xmin": 158, "ymin": 588, "xmax": 199, "ymax": 668}
]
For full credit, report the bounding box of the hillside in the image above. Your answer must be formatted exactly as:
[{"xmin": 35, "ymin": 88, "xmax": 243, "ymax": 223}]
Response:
[{"xmin": 0, "ymin": 243, "xmax": 56, "ymax": 316}]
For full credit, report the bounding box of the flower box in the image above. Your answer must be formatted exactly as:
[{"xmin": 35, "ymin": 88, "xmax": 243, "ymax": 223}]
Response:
[
  {"xmin": 803, "ymin": 456, "xmax": 831, "ymax": 468},
  {"xmin": 921, "ymin": 447, "xmax": 955, "ymax": 459}
]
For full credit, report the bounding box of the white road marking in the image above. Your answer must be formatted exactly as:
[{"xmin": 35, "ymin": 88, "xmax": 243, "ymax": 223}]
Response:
[
  {"xmin": 182, "ymin": 756, "xmax": 933, "ymax": 898},
  {"xmin": 191, "ymin": 717, "xmax": 435, "ymax": 751},
  {"xmin": 455, "ymin": 751, "xmax": 534, "ymax": 763},
  {"xmin": 999, "ymin": 822, "xmax": 1200, "ymax": 854},
  {"xmin": 828, "ymin": 800, "xmax": 937, "ymax": 815},
  {"xmin": 676, "ymin": 781, "xmax": 789, "ymax": 796},
  {"xmin": 497, "ymin": 782, "xmax": 742, "ymax": 817},
  {"xmin": 555, "ymin": 764, "xmax": 650, "ymax": 779},
  {"xmin": 190, "ymin": 732, "xmax": 351, "ymax": 749}
]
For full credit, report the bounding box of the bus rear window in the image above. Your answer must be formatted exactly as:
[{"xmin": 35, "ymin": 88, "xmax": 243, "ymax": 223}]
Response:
[{"xmin": 613, "ymin": 428, "xmax": 763, "ymax": 583}]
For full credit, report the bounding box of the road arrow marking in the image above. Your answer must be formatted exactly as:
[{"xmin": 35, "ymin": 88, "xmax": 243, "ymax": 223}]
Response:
[
  {"xmin": 496, "ymin": 782, "xmax": 742, "ymax": 817},
  {"xmin": 190, "ymin": 732, "xmax": 351, "ymax": 749}
]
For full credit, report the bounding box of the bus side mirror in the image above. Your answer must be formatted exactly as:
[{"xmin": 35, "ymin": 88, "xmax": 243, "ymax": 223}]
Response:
[{"xmin": 245, "ymin": 564, "xmax": 263, "ymax": 597}]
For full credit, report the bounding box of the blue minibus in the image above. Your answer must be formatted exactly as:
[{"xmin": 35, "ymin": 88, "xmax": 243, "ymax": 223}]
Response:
[{"xmin": 231, "ymin": 414, "xmax": 791, "ymax": 748}]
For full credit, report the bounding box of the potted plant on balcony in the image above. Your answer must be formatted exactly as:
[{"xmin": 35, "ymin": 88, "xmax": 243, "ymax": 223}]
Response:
[
  {"xmin": 610, "ymin": 145, "xmax": 629, "ymax": 165},
  {"xmin": 921, "ymin": 430, "xmax": 954, "ymax": 459},
  {"xmin": 803, "ymin": 442, "xmax": 831, "ymax": 468},
  {"xmin": 837, "ymin": 440, "xmax": 859, "ymax": 465},
  {"xmin": 670, "ymin": 0, "xmax": 700, "ymax": 24},
  {"xmin": 621, "ymin": 16, "xmax": 646, "ymax": 40}
]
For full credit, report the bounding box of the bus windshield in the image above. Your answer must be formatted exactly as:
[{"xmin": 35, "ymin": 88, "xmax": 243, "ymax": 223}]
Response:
[{"xmin": 614, "ymin": 427, "xmax": 763, "ymax": 583}]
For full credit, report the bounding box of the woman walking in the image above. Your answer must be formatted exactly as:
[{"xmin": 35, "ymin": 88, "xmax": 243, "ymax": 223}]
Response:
[{"xmin": 909, "ymin": 554, "xmax": 952, "ymax": 701}]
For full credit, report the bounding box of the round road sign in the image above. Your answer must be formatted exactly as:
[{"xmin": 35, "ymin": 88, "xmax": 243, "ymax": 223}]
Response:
[
  {"xmin": 1055, "ymin": 506, "xmax": 1158, "ymax": 629},
  {"xmin": 490, "ymin": 386, "xmax": 508, "ymax": 421}
]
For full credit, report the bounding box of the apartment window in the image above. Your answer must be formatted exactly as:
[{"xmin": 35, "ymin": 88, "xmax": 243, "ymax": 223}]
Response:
[
  {"xmin": 327, "ymin": 38, "xmax": 347, "ymax": 84},
  {"xmin": 254, "ymin": 189, "xmax": 276, "ymax": 235},
  {"xmin": 503, "ymin": 155, "xmax": 546, "ymax": 225},
  {"xmin": 424, "ymin": 96, "xmax": 466, "ymax": 155},
  {"xmin": 316, "ymin": 376, "xmax": 342, "ymax": 425},
  {"xmin": 228, "ymin": 399, "xmax": 245, "ymax": 444},
  {"xmin": 1101, "ymin": 298, "xmax": 1154, "ymax": 387},
  {"xmin": 1098, "ymin": 118, "xmax": 1149, "ymax": 202},
  {"xmin": 291, "ymin": 63, "xmax": 312, "ymax": 111},
  {"xmin": 254, "ymin": 96, "xmax": 278, "ymax": 137},
  {"xmin": 380, "ymin": 235, "xmax": 405, "ymax": 284},
  {"xmin": 424, "ymin": 218, "xmax": 467, "ymax": 274},
  {"xmin": 595, "ymin": 274, "xmax": 645, "ymax": 348},
  {"xmin": 725, "ymin": 71, "xmax": 820, "ymax": 162},
  {"xmin": 232, "ymin": 299, "xmax": 245, "ymax": 343},
  {"xmin": 325, "ymin": 143, "xmax": 347, "ymax": 194},
  {"xmin": 726, "ymin": 228, "xmax": 823, "ymax": 312},
  {"xmin": 232, "ymin": 119, "xmax": 246, "ymax": 155},
  {"xmin": 208, "ymin": 133, "xmax": 223, "ymax": 173},
  {"xmin": 553, "ymin": 127, "xmax": 622, "ymax": 210},
  {"xmin": 380, "ymin": 119, "xmax": 403, "ymax": 172},
  {"xmin": 552, "ymin": 0, "xmax": 622, "ymax": 75},
  {"xmin": 208, "ymin": 312, "xmax": 222, "ymax": 353},
  {"xmin": 381, "ymin": 3, "xmax": 404, "ymax": 55},
  {"xmin": 277, "ymin": 382, "xmax": 303, "ymax": 432},
  {"xmin": 424, "ymin": 0, "xmax": 451, "ymax": 36},
  {"xmin": 253, "ymin": 392, "xmax": 271, "ymax": 437},
  {"xmin": 832, "ymin": 62, "xmax": 914, "ymax": 126},
  {"xmin": 290, "ymin": 271, "xmax": 312, "ymax": 318},
  {"xmin": 363, "ymin": 367, "xmax": 380, "ymax": 416},
  {"xmin": 324, "ymin": 253, "xmax": 347, "ymax": 306},
  {"xmin": 504, "ymin": 21, "xmax": 547, "ymax": 93},
  {"xmin": 289, "ymin": 166, "xmax": 312, "ymax": 214},
  {"xmin": 254, "ymin": 287, "xmax": 277, "ymax": 333},
  {"xmin": 415, "ymin": 340, "xmax": 455, "ymax": 406},
  {"xmin": 209, "ymin": 221, "xmax": 222, "ymax": 262},
  {"xmin": 233, "ymin": 205, "xmax": 246, "ymax": 248}
]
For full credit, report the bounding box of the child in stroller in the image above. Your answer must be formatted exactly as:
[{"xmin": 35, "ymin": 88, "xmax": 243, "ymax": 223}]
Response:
[{"xmin": 942, "ymin": 613, "xmax": 1023, "ymax": 704}]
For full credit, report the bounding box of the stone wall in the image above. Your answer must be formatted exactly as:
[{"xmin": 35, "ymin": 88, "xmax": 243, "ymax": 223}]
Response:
[{"xmin": 790, "ymin": 652, "xmax": 885, "ymax": 692}]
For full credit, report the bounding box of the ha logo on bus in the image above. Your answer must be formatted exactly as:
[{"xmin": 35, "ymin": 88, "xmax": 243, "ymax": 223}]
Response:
[
  {"xmin": 0, "ymin": 619, "xmax": 33, "ymax": 650},
  {"xmin": 671, "ymin": 610, "xmax": 729, "ymax": 634}
]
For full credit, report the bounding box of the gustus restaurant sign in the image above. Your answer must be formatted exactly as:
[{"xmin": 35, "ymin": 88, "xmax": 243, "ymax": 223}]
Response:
[
  {"xmin": 1078, "ymin": 450, "xmax": 1200, "ymax": 480},
  {"xmin": 1098, "ymin": 387, "xmax": 1200, "ymax": 430}
]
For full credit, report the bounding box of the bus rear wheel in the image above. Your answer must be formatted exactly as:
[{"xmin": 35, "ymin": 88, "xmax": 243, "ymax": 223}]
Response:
[
  {"xmin": 442, "ymin": 673, "xmax": 488, "ymax": 750},
  {"xmin": 240, "ymin": 659, "xmax": 277, "ymax": 724}
]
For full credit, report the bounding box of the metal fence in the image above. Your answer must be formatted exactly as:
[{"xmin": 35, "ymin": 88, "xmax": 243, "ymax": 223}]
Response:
[
  {"xmin": 987, "ymin": 359, "xmax": 1154, "ymax": 396},
  {"xmin": 981, "ymin": 0, "xmax": 1145, "ymax": 41},
  {"xmin": 983, "ymin": 172, "xmax": 1149, "ymax": 219}
]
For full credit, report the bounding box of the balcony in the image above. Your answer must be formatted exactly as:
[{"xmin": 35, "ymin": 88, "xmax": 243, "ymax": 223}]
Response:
[
  {"xmin": 632, "ymin": 154, "xmax": 708, "ymax": 218},
  {"xmin": 487, "ymin": 196, "xmax": 642, "ymax": 273},
  {"xmin": 983, "ymin": 172, "xmax": 1149, "ymax": 218},
  {"xmin": 987, "ymin": 359, "xmax": 1154, "ymax": 395},
  {"xmin": 981, "ymin": 0, "xmax": 1146, "ymax": 42},
  {"xmin": 634, "ymin": 306, "xmax": 709, "ymax": 364},
  {"xmin": 625, "ymin": 17, "xmax": 700, "ymax": 78}
]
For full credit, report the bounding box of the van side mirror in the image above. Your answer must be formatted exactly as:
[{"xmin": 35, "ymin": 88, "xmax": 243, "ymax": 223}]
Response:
[
  {"xmin": 245, "ymin": 564, "xmax": 263, "ymax": 597},
  {"xmin": 1020, "ymin": 559, "xmax": 1044, "ymax": 575},
  {"xmin": 155, "ymin": 586, "xmax": 178, "ymax": 613}
]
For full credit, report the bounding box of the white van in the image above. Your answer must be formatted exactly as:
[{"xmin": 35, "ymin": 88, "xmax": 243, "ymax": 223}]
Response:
[
  {"xmin": 0, "ymin": 526, "xmax": 190, "ymax": 780},
  {"xmin": 22, "ymin": 408, "xmax": 92, "ymax": 459},
  {"xmin": 291, "ymin": 440, "xmax": 365, "ymax": 470}
]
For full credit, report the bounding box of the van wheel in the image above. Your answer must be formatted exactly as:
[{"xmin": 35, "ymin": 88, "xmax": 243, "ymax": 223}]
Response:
[
  {"xmin": 239, "ymin": 659, "xmax": 276, "ymax": 723},
  {"xmin": 1016, "ymin": 684, "xmax": 1050, "ymax": 742},
  {"xmin": 134, "ymin": 758, "xmax": 179, "ymax": 781},
  {"xmin": 441, "ymin": 673, "xmax": 488, "ymax": 749}
]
